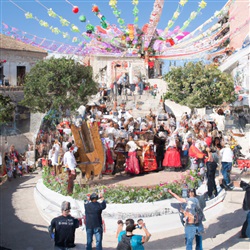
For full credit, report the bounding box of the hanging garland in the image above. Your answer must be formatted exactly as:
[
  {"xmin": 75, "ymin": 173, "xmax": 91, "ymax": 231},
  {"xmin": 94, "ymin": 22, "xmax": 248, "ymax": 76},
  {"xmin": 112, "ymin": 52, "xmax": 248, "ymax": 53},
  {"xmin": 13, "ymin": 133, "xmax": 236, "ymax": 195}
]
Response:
[
  {"xmin": 109, "ymin": 0, "xmax": 126, "ymax": 31},
  {"xmin": 180, "ymin": 0, "xmax": 234, "ymax": 44},
  {"xmin": 1, "ymin": 22, "xmax": 87, "ymax": 55},
  {"xmin": 92, "ymin": 5, "xmax": 109, "ymax": 29},
  {"xmin": 162, "ymin": 0, "xmax": 188, "ymax": 37},
  {"xmin": 179, "ymin": 0, "xmax": 207, "ymax": 32},
  {"xmin": 8, "ymin": 0, "xmax": 72, "ymax": 39},
  {"xmin": 132, "ymin": 0, "xmax": 139, "ymax": 25},
  {"xmin": 3, "ymin": 0, "xmax": 241, "ymax": 61}
]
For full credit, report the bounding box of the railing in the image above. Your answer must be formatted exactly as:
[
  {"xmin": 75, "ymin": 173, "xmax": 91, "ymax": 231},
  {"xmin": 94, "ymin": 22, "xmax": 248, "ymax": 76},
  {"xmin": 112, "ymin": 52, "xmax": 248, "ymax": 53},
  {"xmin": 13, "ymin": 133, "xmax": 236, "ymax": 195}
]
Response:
[{"xmin": 0, "ymin": 86, "xmax": 24, "ymax": 91}]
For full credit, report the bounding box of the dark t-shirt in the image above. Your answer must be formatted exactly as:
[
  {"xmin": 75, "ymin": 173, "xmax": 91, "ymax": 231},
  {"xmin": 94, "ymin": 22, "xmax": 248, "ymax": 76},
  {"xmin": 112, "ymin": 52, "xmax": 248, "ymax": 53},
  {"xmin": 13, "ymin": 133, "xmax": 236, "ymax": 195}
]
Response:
[
  {"xmin": 84, "ymin": 201, "xmax": 106, "ymax": 229},
  {"xmin": 50, "ymin": 215, "xmax": 79, "ymax": 248}
]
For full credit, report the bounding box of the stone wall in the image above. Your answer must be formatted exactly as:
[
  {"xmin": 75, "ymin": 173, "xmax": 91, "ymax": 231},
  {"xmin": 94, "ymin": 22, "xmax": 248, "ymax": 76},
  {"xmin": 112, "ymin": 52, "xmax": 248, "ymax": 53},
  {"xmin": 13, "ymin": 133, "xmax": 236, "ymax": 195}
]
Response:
[{"xmin": 30, "ymin": 112, "xmax": 45, "ymax": 142}]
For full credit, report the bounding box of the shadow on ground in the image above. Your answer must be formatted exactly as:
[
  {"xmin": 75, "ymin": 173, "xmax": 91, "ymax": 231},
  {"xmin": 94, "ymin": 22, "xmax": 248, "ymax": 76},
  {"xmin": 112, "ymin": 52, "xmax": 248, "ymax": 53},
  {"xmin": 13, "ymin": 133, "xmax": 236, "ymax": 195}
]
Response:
[{"xmin": 0, "ymin": 175, "xmax": 54, "ymax": 250}]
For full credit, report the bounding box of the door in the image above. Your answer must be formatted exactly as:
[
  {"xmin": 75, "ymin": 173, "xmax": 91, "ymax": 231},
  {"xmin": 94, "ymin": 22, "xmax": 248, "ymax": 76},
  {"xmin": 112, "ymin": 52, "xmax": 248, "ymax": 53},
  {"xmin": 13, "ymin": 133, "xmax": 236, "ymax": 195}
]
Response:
[{"xmin": 17, "ymin": 66, "xmax": 26, "ymax": 86}]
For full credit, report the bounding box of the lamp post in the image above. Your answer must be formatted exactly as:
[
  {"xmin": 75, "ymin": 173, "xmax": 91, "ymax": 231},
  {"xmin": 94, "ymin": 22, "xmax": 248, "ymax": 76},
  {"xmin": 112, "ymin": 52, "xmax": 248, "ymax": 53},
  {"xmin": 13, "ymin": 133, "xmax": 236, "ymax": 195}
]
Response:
[{"xmin": 114, "ymin": 64, "xmax": 121, "ymax": 102}]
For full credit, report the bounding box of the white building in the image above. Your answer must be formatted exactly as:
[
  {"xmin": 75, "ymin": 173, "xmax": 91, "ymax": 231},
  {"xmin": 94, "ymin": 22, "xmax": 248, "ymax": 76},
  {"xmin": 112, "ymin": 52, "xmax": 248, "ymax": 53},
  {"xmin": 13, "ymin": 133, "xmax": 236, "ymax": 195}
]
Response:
[{"xmin": 0, "ymin": 34, "xmax": 47, "ymax": 86}]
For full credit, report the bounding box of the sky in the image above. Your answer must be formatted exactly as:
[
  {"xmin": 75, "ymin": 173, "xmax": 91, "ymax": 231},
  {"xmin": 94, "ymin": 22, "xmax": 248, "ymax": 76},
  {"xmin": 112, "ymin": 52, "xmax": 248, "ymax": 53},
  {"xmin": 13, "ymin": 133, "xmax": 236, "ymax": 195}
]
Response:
[{"xmin": 0, "ymin": 0, "xmax": 229, "ymax": 46}]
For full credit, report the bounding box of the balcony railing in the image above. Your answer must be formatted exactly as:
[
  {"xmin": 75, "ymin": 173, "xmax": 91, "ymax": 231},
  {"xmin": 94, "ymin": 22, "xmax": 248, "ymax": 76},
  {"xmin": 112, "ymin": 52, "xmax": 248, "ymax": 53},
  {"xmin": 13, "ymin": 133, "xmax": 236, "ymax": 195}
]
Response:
[{"xmin": 0, "ymin": 85, "xmax": 24, "ymax": 91}]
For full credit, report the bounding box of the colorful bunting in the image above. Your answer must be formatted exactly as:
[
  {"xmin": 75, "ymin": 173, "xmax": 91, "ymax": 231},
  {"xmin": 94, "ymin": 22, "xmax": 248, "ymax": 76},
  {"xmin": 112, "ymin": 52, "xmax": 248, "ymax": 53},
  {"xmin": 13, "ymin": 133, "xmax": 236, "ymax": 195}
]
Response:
[
  {"xmin": 109, "ymin": 0, "xmax": 126, "ymax": 30},
  {"xmin": 132, "ymin": 0, "xmax": 139, "ymax": 25},
  {"xmin": 162, "ymin": 0, "xmax": 189, "ymax": 36}
]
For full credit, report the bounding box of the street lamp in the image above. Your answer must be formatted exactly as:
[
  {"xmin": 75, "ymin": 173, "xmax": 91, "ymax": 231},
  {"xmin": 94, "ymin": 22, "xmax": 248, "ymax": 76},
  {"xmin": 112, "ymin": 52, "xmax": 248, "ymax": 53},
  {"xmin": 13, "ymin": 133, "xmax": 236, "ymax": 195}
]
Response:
[{"xmin": 114, "ymin": 64, "xmax": 121, "ymax": 102}]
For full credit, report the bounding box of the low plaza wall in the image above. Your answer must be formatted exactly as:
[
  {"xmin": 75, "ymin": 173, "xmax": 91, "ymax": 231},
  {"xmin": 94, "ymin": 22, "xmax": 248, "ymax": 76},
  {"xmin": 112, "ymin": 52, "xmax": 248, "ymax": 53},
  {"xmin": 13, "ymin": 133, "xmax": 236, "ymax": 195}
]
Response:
[{"xmin": 34, "ymin": 179, "xmax": 226, "ymax": 234}]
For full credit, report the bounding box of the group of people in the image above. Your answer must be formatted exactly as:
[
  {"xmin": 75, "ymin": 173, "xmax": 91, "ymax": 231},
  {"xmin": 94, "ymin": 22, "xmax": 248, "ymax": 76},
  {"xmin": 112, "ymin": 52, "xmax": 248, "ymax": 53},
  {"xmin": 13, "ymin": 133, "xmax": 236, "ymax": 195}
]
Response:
[
  {"xmin": 31, "ymin": 94, "xmax": 244, "ymax": 200},
  {"xmin": 1, "ymin": 144, "xmax": 35, "ymax": 180},
  {"xmin": 49, "ymin": 193, "xmax": 107, "ymax": 250},
  {"xmin": 49, "ymin": 194, "xmax": 153, "ymax": 250},
  {"xmin": 49, "ymin": 187, "xmax": 207, "ymax": 250}
]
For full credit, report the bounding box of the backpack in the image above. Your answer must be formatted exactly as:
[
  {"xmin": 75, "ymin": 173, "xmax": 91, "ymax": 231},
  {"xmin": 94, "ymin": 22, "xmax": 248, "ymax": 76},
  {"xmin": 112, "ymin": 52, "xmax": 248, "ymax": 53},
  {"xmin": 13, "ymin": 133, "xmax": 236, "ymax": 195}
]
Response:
[{"xmin": 117, "ymin": 234, "xmax": 132, "ymax": 250}]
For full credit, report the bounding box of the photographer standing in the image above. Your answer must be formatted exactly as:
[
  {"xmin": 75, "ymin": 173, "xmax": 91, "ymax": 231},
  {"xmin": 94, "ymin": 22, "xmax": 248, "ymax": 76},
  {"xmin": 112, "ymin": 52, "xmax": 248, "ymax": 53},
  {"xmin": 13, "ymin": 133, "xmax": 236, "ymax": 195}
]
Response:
[
  {"xmin": 168, "ymin": 188, "xmax": 204, "ymax": 250},
  {"xmin": 84, "ymin": 193, "xmax": 106, "ymax": 250}
]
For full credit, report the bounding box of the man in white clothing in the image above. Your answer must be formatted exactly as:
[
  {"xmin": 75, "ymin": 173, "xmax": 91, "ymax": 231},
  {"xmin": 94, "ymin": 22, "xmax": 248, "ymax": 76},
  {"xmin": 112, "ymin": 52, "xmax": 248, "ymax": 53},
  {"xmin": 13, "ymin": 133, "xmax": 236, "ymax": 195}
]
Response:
[
  {"xmin": 63, "ymin": 146, "xmax": 77, "ymax": 194},
  {"xmin": 220, "ymin": 144, "xmax": 234, "ymax": 189}
]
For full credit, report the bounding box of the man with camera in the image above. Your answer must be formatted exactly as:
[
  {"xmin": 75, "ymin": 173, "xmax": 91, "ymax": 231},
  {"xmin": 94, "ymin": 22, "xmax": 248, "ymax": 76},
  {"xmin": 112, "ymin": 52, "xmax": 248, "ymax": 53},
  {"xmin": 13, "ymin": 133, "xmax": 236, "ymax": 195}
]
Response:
[
  {"xmin": 168, "ymin": 188, "xmax": 204, "ymax": 250},
  {"xmin": 84, "ymin": 192, "xmax": 106, "ymax": 250}
]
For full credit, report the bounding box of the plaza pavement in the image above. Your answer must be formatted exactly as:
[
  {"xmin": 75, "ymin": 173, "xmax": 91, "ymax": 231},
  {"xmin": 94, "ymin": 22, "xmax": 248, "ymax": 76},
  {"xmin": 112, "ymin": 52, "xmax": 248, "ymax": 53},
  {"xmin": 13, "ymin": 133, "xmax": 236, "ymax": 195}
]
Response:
[{"xmin": 0, "ymin": 163, "xmax": 249, "ymax": 250}]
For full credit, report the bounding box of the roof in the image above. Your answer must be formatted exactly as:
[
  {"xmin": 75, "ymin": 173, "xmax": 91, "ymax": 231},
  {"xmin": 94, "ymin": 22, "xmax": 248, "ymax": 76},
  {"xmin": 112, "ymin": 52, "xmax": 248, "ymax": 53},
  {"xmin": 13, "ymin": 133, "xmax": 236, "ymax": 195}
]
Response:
[{"xmin": 0, "ymin": 34, "xmax": 48, "ymax": 54}]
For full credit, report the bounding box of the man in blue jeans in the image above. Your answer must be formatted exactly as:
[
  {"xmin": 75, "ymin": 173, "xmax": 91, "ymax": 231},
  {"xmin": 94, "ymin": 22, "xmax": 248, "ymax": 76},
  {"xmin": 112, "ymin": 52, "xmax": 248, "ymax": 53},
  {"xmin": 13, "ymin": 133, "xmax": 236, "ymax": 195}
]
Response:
[
  {"xmin": 220, "ymin": 144, "xmax": 234, "ymax": 190},
  {"xmin": 84, "ymin": 193, "xmax": 106, "ymax": 250},
  {"xmin": 168, "ymin": 188, "xmax": 204, "ymax": 250}
]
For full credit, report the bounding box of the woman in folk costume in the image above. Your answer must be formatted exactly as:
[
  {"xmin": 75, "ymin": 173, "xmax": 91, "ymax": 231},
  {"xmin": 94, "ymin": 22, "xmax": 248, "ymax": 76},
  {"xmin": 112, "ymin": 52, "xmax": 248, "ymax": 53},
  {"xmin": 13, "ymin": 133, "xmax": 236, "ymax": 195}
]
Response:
[
  {"xmin": 188, "ymin": 137, "xmax": 206, "ymax": 171},
  {"xmin": 162, "ymin": 136, "xmax": 181, "ymax": 171},
  {"xmin": 102, "ymin": 133, "xmax": 115, "ymax": 174},
  {"xmin": 112, "ymin": 138, "xmax": 126, "ymax": 174},
  {"xmin": 142, "ymin": 140, "xmax": 158, "ymax": 172},
  {"xmin": 125, "ymin": 135, "xmax": 140, "ymax": 175}
]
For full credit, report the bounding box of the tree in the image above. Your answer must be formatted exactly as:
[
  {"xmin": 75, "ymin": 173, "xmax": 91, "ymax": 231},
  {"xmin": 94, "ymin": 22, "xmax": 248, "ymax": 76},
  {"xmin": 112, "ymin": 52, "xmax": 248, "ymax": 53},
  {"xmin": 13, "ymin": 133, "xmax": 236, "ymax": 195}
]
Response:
[
  {"xmin": 20, "ymin": 57, "xmax": 99, "ymax": 113},
  {"xmin": 0, "ymin": 94, "xmax": 14, "ymax": 124},
  {"xmin": 163, "ymin": 61, "xmax": 236, "ymax": 109}
]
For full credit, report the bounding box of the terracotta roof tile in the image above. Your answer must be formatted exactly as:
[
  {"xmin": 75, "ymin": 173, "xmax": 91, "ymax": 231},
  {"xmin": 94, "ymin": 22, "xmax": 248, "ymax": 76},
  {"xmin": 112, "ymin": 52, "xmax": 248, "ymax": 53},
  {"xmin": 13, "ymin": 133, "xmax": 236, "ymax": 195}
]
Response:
[{"xmin": 0, "ymin": 34, "xmax": 48, "ymax": 54}]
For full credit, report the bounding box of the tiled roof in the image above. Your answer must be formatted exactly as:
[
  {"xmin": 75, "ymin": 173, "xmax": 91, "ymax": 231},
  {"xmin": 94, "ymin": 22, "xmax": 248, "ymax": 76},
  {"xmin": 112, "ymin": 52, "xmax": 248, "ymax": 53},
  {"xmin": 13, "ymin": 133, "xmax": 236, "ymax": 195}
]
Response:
[{"xmin": 0, "ymin": 34, "xmax": 48, "ymax": 54}]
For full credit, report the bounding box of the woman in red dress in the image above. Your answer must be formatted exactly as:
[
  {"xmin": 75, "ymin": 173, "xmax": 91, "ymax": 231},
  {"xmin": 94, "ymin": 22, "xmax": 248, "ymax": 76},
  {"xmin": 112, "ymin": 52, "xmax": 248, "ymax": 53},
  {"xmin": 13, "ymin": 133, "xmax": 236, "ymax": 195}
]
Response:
[
  {"xmin": 163, "ymin": 137, "xmax": 181, "ymax": 171},
  {"xmin": 142, "ymin": 141, "xmax": 157, "ymax": 172},
  {"xmin": 125, "ymin": 135, "xmax": 140, "ymax": 175}
]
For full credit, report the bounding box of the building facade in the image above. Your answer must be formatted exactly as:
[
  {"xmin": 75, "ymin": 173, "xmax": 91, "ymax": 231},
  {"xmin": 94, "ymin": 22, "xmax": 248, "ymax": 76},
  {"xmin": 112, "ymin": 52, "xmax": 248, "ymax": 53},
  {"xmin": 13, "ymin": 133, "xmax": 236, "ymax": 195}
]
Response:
[{"xmin": 0, "ymin": 34, "xmax": 47, "ymax": 86}]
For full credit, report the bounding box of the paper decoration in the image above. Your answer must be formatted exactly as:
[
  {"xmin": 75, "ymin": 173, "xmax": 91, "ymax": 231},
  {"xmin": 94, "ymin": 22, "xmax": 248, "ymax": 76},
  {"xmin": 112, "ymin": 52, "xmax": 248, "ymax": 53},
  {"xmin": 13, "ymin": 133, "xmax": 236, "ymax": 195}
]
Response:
[
  {"xmin": 180, "ymin": 0, "xmax": 207, "ymax": 32},
  {"xmin": 91, "ymin": 5, "xmax": 109, "ymax": 29},
  {"xmin": 6, "ymin": 0, "xmax": 242, "ymax": 62},
  {"xmin": 72, "ymin": 6, "xmax": 79, "ymax": 14},
  {"xmin": 144, "ymin": 0, "xmax": 164, "ymax": 49},
  {"xmin": 132, "ymin": 0, "xmax": 139, "ymax": 25},
  {"xmin": 162, "ymin": 0, "xmax": 188, "ymax": 36},
  {"xmin": 109, "ymin": 0, "xmax": 126, "ymax": 30},
  {"xmin": 79, "ymin": 15, "xmax": 87, "ymax": 22}
]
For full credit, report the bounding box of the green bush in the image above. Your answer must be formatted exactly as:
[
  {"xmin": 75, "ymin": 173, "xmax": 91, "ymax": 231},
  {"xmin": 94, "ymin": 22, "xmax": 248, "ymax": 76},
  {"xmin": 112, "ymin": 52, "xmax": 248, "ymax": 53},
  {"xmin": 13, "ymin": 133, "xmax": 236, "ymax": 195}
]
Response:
[{"xmin": 42, "ymin": 166, "xmax": 202, "ymax": 204}]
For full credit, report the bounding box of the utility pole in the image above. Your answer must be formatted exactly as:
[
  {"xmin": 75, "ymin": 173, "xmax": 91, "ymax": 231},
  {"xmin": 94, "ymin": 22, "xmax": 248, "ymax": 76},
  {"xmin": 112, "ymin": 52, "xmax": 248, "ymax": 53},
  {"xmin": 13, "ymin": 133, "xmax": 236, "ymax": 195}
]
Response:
[{"xmin": 114, "ymin": 63, "xmax": 121, "ymax": 102}]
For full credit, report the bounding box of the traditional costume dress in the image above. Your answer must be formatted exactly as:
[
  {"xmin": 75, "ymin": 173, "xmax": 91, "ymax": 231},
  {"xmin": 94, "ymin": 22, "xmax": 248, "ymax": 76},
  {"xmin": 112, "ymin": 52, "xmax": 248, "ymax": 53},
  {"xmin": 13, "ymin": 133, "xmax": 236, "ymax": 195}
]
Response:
[
  {"xmin": 125, "ymin": 140, "xmax": 140, "ymax": 175},
  {"xmin": 113, "ymin": 142, "xmax": 126, "ymax": 173},
  {"xmin": 163, "ymin": 138, "xmax": 181, "ymax": 170},
  {"xmin": 142, "ymin": 141, "xmax": 157, "ymax": 172}
]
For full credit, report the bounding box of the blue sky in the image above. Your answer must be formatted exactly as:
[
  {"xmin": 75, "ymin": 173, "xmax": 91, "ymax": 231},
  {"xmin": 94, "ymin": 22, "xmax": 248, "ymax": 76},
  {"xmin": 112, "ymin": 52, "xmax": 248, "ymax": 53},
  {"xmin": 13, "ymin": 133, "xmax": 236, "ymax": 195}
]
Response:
[{"xmin": 1, "ymin": 0, "xmax": 229, "ymax": 46}]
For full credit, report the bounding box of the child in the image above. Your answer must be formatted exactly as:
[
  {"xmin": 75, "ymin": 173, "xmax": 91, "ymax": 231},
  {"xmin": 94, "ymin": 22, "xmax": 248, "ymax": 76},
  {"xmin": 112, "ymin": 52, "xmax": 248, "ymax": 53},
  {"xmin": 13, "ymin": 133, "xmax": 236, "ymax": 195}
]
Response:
[
  {"xmin": 137, "ymin": 218, "xmax": 145, "ymax": 229},
  {"xmin": 116, "ymin": 220, "xmax": 124, "ymax": 238},
  {"xmin": 17, "ymin": 162, "xmax": 23, "ymax": 177}
]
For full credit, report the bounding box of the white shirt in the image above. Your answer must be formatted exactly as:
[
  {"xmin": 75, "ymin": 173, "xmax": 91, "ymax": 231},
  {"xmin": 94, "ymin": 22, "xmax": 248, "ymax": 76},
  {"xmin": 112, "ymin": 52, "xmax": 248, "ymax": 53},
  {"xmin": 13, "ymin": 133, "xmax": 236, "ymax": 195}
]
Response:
[
  {"xmin": 220, "ymin": 147, "xmax": 234, "ymax": 163},
  {"xmin": 48, "ymin": 148, "xmax": 59, "ymax": 165},
  {"xmin": 63, "ymin": 151, "xmax": 77, "ymax": 170},
  {"xmin": 127, "ymin": 141, "xmax": 138, "ymax": 152}
]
